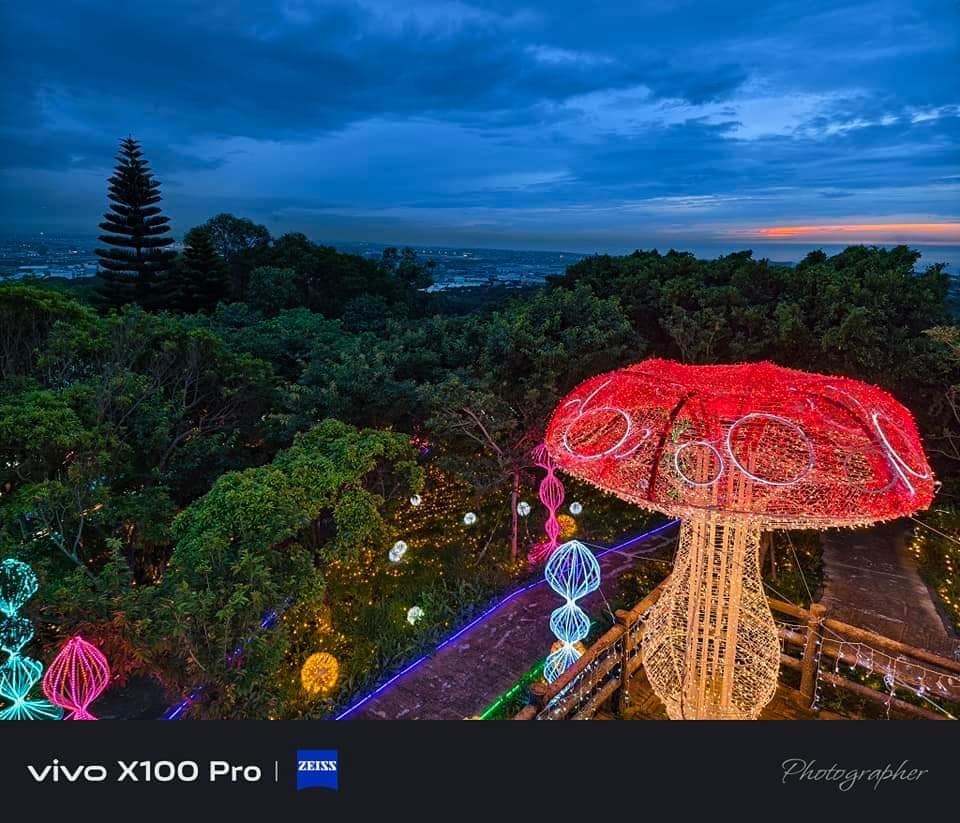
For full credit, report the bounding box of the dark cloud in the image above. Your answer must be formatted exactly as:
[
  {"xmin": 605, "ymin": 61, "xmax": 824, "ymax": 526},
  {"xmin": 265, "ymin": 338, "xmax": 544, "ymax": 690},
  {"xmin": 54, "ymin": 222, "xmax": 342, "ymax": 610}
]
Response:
[
  {"xmin": 2, "ymin": 1, "xmax": 656, "ymax": 147},
  {"xmin": 0, "ymin": 0, "xmax": 956, "ymax": 245},
  {"xmin": 641, "ymin": 63, "xmax": 749, "ymax": 104}
]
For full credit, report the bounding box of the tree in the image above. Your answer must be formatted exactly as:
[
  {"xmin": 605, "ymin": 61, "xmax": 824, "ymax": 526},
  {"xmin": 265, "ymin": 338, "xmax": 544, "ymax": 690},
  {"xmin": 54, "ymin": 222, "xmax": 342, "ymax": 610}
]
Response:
[
  {"xmin": 203, "ymin": 213, "xmax": 271, "ymax": 261},
  {"xmin": 168, "ymin": 227, "xmax": 229, "ymax": 313},
  {"xmin": 423, "ymin": 285, "xmax": 638, "ymax": 561},
  {"xmin": 95, "ymin": 137, "xmax": 176, "ymax": 310},
  {"xmin": 246, "ymin": 266, "xmax": 300, "ymax": 316},
  {"xmin": 154, "ymin": 420, "xmax": 422, "ymax": 717},
  {"xmin": 201, "ymin": 213, "xmax": 272, "ymax": 299},
  {"xmin": 0, "ymin": 284, "xmax": 99, "ymax": 382},
  {"xmin": 380, "ymin": 247, "xmax": 434, "ymax": 292}
]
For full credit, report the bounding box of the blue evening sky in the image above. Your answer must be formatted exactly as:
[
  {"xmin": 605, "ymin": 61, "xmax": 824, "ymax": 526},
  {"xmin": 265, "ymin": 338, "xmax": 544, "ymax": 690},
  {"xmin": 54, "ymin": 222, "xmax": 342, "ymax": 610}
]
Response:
[{"xmin": 1, "ymin": 0, "xmax": 957, "ymax": 251}]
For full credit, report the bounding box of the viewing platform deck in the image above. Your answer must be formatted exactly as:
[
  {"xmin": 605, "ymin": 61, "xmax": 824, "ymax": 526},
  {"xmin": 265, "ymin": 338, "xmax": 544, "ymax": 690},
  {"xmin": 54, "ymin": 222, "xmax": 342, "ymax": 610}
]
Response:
[
  {"xmin": 618, "ymin": 669, "xmax": 820, "ymax": 720},
  {"xmin": 515, "ymin": 572, "xmax": 960, "ymax": 721}
]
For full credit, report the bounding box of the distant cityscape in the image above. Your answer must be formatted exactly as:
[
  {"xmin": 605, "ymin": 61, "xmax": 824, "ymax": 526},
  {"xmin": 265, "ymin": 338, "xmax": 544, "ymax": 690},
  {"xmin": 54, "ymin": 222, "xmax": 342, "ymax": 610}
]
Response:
[
  {"xmin": 338, "ymin": 241, "xmax": 585, "ymax": 290},
  {"xmin": 0, "ymin": 233, "xmax": 584, "ymax": 289},
  {"xmin": 2, "ymin": 232, "xmax": 958, "ymax": 289}
]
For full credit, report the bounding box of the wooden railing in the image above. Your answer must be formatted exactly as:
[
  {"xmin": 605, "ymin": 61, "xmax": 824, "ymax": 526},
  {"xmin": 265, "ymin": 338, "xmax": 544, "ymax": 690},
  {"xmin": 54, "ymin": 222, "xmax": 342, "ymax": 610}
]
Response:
[{"xmin": 514, "ymin": 586, "xmax": 960, "ymax": 720}]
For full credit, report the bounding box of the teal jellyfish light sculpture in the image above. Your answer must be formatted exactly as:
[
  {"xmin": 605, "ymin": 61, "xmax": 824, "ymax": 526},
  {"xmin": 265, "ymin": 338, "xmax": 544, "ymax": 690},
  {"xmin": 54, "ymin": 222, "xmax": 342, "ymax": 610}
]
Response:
[
  {"xmin": 0, "ymin": 559, "xmax": 62, "ymax": 720},
  {"xmin": 543, "ymin": 540, "xmax": 600, "ymax": 683}
]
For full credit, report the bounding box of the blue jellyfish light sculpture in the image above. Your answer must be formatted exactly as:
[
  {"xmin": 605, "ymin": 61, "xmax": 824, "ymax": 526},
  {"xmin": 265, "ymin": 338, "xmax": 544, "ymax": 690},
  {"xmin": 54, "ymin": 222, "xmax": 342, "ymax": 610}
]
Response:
[
  {"xmin": 0, "ymin": 558, "xmax": 38, "ymax": 617},
  {"xmin": 0, "ymin": 559, "xmax": 62, "ymax": 720},
  {"xmin": 543, "ymin": 540, "xmax": 600, "ymax": 683}
]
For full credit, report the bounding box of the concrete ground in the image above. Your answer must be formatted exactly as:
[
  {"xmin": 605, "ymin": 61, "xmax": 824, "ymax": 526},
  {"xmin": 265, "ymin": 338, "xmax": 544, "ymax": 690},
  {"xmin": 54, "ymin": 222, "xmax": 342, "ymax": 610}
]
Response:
[{"xmin": 819, "ymin": 520, "xmax": 959, "ymax": 659}]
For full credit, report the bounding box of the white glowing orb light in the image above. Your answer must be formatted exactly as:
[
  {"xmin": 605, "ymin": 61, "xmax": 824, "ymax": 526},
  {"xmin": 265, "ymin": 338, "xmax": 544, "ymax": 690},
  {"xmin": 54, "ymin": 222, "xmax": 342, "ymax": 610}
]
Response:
[
  {"xmin": 463, "ymin": 512, "xmax": 477, "ymax": 526},
  {"xmin": 388, "ymin": 541, "xmax": 408, "ymax": 562},
  {"xmin": 569, "ymin": 501, "xmax": 583, "ymax": 516},
  {"xmin": 410, "ymin": 495, "xmax": 422, "ymax": 507},
  {"xmin": 517, "ymin": 501, "xmax": 531, "ymax": 517},
  {"xmin": 406, "ymin": 606, "xmax": 425, "ymax": 626}
]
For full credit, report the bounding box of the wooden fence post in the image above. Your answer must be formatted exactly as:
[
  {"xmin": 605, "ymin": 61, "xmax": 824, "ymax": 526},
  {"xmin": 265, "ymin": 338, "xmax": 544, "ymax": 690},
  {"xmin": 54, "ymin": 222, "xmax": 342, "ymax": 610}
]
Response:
[
  {"xmin": 527, "ymin": 681, "xmax": 549, "ymax": 716},
  {"xmin": 799, "ymin": 603, "xmax": 826, "ymax": 707}
]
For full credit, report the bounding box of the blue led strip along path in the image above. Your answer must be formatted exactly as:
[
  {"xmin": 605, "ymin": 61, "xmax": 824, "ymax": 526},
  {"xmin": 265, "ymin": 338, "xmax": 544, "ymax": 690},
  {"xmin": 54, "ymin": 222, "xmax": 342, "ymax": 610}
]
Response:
[
  {"xmin": 334, "ymin": 520, "xmax": 679, "ymax": 720},
  {"xmin": 162, "ymin": 520, "xmax": 677, "ymax": 720}
]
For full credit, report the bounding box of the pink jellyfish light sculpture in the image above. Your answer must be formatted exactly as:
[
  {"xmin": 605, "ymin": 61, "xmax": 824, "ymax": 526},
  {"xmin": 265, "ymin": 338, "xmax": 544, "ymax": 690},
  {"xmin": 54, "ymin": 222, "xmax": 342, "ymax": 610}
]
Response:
[
  {"xmin": 42, "ymin": 635, "xmax": 110, "ymax": 720},
  {"xmin": 529, "ymin": 443, "xmax": 566, "ymax": 565}
]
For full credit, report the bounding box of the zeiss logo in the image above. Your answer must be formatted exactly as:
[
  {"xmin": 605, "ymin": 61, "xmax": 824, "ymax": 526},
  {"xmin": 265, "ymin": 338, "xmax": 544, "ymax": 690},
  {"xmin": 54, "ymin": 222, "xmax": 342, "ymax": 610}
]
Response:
[{"xmin": 296, "ymin": 750, "xmax": 339, "ymax": 791}]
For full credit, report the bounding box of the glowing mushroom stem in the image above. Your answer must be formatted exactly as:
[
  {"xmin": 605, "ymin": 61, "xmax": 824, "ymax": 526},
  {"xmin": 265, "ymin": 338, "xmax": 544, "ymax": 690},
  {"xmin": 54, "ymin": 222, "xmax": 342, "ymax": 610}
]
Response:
[
  {"xmin": 642, "ymin": 513, "xmax": 778, "ymax": 719},
  {"xmin": 545, "ymin": 359, "xmax": 935, "ymax": 720}
]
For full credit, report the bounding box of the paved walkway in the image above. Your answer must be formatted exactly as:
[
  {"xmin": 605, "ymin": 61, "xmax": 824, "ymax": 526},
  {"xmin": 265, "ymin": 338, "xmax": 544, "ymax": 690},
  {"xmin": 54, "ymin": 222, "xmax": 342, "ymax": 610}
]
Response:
[
  {"xmin": 346, "ymin": 523, "xmax": 679, "ymax": 720},
  {"xmin": 820, "ymin": 520, "xmax": 960, "ymax": 659}
]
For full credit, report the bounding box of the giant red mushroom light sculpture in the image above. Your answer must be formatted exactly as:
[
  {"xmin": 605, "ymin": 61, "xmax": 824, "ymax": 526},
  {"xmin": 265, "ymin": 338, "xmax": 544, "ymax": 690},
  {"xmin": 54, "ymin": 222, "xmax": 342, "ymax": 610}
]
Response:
[{"xmin": 544, "ymin": 359, "xmax": 935, "ymax": 719}]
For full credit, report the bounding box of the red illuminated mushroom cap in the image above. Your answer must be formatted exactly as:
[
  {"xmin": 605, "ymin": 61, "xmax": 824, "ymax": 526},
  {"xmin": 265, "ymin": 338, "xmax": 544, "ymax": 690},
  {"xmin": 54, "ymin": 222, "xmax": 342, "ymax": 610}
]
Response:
[{"xmin": 544, "ymin": 359, "xmax": 935, "ymax": 528}]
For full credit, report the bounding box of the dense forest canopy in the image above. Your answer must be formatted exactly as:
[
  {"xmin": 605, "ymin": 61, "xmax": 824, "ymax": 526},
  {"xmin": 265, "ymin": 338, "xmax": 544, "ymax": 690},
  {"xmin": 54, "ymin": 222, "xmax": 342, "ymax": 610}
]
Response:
[{"xmin": 3, "ymin": 193, "xmax": 958, "ymax": 716}]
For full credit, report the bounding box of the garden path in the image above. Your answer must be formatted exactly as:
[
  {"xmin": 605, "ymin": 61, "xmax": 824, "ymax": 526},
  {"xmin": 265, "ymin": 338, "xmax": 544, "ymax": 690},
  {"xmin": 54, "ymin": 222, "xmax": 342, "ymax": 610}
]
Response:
[
  {"xmin": 820, "ymin": 520, "xmax": 960, "ymax": 659},
  {"xmin": 343, "ymin": 522, "xmax": 679, "ymax": 720}
]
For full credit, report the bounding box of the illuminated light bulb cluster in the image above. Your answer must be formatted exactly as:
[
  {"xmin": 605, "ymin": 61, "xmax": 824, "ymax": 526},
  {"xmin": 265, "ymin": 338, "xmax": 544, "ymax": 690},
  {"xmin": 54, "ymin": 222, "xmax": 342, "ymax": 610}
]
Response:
[
  {"xmin": 543, "ymin": 540, "xmax": 600, "ymax": 683},
  {"xmin": 0, "ymin": 559, "xmax": 61, "ymax": 720},
  {"xmin": 529, "ymin": 444, "xmax": 566, "ymax": 565},
  {"xmin": 410, "ymin": 495, "xmax": 422, "ymax": 507},
  {"xmin": 545, "ymin": 358, "xmax": 936, "ymax": 720},
  {"xmin": 388, "ymin": 541, "xmax": 408, "ymax": 562},
  {"xmin": 463, "ymin": 512, "xmax": 477, "ymax": 526},
  {"xmin": 42, "ymin": 635, "xmax": 111, "ymax": 721},
  {"xmin": 517, "ymin": 501, "xmax": 531, "ymax": 517},
  {"xmin": 556, "ymin": 513, "xmax": 577, "ymax": 539},
  {"xmin": 908, "ymin": 518, "xmax": 959, "ymax": 628},
  {"xmin": 406, "ymin": 606, "xmax": 425, "ymax": 626},
  {"xmin": 300, "ymin": 652, "xmax": 339, "ymax": 696}
]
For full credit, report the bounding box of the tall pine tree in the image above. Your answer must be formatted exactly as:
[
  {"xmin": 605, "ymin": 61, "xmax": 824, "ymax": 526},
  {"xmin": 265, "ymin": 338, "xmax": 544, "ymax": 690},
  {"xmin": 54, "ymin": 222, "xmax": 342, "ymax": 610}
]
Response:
[
  {"xmin": 169, "ymin": 227, "xmax": 229, "ymax": 313},
  {"xmin": 95, "ymin": 137, "xmax": 176, "ymax": 310}
]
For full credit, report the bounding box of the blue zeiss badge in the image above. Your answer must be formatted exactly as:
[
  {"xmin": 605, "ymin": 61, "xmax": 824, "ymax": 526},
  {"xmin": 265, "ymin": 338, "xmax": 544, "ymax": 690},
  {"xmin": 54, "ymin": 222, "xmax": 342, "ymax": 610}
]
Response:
[{"xmin": 296, "ymin": 750, "xmax": 339, "ymax": 791}]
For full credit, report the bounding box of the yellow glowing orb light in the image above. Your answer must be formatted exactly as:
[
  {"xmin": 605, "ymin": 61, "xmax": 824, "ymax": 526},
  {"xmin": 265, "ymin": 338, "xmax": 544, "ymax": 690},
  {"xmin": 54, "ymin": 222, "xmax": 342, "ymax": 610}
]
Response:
[
  {"xmin": 556, "ymin": 513, "xmax": 577, "ymax": 539},
  {"xmin": 300, "ymin": 652, "xmax": 339, "ymax": 696}
]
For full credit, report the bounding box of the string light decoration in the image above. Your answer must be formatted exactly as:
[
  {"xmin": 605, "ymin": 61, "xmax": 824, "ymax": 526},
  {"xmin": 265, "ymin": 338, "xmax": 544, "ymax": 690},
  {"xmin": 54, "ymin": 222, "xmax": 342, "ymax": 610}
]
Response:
[
  {"xmin": 0, "ymin": 615, "xmax": 33, "ymax": 656},
  {"xmin": 42, "ymin": 635, "xmax": 111, "ymax": 720},
  {"xmin": 313, "ymin": 604, "xmax": 334, "ymax": 637},
  {"xmin": 0, "ymin": 558, "xmax": 37, "ymax": 616},
  {"xmin": 517, "ymin": 501, "xmax": 531, "ymax": 517},
  {"xmin": 530, "ymin": 443, "xmax": 566, "ymax": 565},
  {"xmin": 301, "ymin": 652, "xmax": 339, "ymax": 696},
  {"xmin": 772, "ymin": 610, "xmax": 960, "ymax": 719},
  {"xmin": 0, "ymin": 559, "xmax": 61, "ymax": 720},
  {"xmin": 543, "ymin": 539, "xmax": 601, "ymax": 683},
  {"xmin": 463, "ymin": 512, "xmax": 477, "ymax": 526},
  {"xmin": 569, "ymin": 501, "xmax": 583, "ymax": 516},
  {"xmin": 544, "ymin": 359, "xmax": 935, "ymax": 719},
  {"xmin": 909, "ymin": 516, "xmax": 960, "ymax": 631},
  {"xmin": 410, "ymin": 495, "xmax": 422, "ymax": 507}
]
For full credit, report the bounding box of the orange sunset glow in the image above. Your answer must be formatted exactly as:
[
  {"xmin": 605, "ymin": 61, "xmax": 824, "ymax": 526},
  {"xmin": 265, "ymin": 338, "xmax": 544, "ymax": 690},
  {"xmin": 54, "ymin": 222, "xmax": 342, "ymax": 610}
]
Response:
[{"xmin": 739, "ymin": 222, "xmax": 960, "ymax": 243}]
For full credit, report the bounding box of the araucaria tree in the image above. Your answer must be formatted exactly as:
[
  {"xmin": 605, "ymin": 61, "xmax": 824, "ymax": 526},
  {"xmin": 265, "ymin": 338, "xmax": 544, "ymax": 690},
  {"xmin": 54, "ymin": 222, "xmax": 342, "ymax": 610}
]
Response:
[
  {"xmin": 96, "ymin": 137, "xmax": 176, "ymax": 310},
  {"xmin": 169, "ymin": 227, "xmax": 229, "ymax": 313}
]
